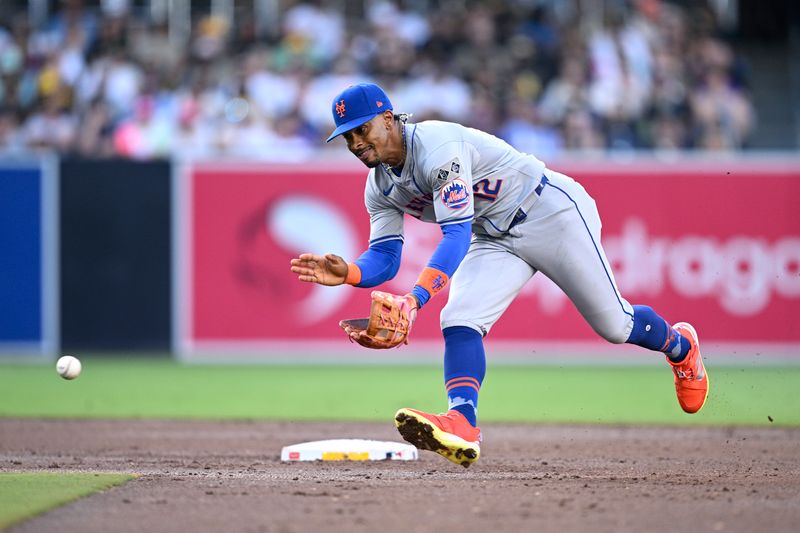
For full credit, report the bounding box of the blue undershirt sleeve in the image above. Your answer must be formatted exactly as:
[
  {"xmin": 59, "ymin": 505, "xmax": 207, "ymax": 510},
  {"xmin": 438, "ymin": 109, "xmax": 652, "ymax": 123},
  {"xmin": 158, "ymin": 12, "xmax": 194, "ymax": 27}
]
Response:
[
  {"xmin": 411, "ymin": 221, "xmax": 472, "ymax": 307},
  {"xmin": 353, "ymin": 239, "xmax": 403, "ymax": 288}
]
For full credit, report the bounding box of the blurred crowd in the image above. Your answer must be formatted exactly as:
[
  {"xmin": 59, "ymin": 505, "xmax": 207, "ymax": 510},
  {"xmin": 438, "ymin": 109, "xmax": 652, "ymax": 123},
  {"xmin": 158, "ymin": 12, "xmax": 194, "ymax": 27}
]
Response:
[{"xmin": 0, "ymin": 0, "xmax": 756, "ymax": 160}]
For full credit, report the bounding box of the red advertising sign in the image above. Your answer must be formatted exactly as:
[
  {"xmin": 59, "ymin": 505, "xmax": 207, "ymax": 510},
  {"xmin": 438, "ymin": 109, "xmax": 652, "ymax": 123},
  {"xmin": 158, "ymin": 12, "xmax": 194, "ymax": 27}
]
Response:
[{"xmin": 177, "ymin": 159, "xmax": 800, "ymax": 358}]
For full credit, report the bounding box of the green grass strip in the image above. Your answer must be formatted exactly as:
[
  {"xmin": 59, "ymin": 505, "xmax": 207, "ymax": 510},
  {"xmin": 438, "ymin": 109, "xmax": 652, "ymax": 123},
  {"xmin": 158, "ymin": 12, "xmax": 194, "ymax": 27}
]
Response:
[
  {"xmin": 0, "ymin": 472, "xmax": 133, "ymax": 530},
  {"xmin": 0, "ymin": 359, "xmax": 797, "ymax": 426}
]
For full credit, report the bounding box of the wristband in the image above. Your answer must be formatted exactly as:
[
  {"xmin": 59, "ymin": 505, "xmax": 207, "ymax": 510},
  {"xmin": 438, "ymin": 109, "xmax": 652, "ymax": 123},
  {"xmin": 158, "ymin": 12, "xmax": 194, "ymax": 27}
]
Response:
[
  {"xmin": 345, "ymin": 263, "xmax": 362, "ymax": 285},
  {"xmin": 414, "ymin": 267, "xmax": 449, "ymax": 298}
]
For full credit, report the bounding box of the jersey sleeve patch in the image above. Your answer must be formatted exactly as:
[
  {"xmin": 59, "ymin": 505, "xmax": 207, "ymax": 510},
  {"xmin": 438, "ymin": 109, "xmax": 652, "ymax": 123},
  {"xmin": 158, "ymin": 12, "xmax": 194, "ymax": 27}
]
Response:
[
  {"xmin": 441, "ymin": 178, "xmax": 470, "ymax": 210},
  {"xmin": 432, "ymin": 157, "xmax": 462, "ymax": 189}
]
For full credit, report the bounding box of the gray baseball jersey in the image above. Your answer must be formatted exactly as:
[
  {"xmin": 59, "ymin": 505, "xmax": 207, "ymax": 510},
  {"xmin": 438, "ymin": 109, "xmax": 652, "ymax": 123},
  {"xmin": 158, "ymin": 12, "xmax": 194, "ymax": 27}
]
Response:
[
  {"xmin": 364, "ymin": 120, "xmax": 547, "ymax": 244},
  {"xmin": 363, "ymin": 120, "xmax": 634, "ymax": 341}
]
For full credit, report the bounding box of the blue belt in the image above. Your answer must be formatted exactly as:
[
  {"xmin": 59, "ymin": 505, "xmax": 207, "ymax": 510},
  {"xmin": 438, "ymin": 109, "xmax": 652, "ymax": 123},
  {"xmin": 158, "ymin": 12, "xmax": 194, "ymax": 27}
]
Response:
[
  {"xmin": 508, "ymin": 175, "xmax": 548, "ymax": 231},
  {"xmin": 535, "ymin": 174, "xmax": 549, "ymax": 196}
]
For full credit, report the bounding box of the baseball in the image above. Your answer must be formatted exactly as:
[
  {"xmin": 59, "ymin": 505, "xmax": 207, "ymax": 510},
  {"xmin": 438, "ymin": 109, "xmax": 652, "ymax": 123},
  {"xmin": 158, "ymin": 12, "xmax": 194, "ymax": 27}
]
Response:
[{"xmin": 56, "ymin": 355, "xmax": 82, "ymax": 380}]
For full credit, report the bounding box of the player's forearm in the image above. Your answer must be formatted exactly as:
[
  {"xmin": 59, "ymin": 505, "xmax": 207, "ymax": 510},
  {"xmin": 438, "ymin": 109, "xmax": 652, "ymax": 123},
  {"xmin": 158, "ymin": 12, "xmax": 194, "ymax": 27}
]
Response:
[
  {"xmin": 411, "ymin": 221, "xmax": 471, "ymax": 308},
  {"xmin": 346, "ymin": 239, "xmax": 403, "ymax": 287}
]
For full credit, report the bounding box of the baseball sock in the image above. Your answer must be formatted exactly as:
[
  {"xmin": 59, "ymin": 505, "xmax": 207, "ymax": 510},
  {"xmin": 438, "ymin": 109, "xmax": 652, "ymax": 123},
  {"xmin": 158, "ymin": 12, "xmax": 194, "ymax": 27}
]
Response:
[
  {"xmin": 626, "ymin": 305, "xmax": 691, "ymax": 362},
  {"xmin": 443, "ymin": 326, "xmax": 486, "ymax": 427}
]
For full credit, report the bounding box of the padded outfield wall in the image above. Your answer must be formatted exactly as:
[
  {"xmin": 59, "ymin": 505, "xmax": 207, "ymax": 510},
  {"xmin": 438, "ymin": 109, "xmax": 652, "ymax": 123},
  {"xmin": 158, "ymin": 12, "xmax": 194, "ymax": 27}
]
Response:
[
  {"xmin": 1, "ymin": 155, "xmax": 797, "ymax": 361},
  {"xmin": 59, "ymin": 159, "xmax": 172, "ymax": 352},
  {"xmin": 0, "ymin": 157, "xmax": 172, "ymax": 358},
  {"xmin": 0, "ymin": 157, "xmax": 58, "ymax": 358},
  {"xmin": 173, "ymin": 155, "xmax": 800, "ymax": 363}
]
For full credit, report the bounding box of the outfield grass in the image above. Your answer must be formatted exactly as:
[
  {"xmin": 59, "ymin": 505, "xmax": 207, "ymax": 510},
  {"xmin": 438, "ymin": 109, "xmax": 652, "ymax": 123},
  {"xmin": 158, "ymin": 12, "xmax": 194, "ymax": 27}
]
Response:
[
  {"xmin": 0, "ymin": 472, "xmax": 133, "ymax": 529},
  {"xmin": 0, "ymin": 359, "xmax": 798, "ymax": 426}
]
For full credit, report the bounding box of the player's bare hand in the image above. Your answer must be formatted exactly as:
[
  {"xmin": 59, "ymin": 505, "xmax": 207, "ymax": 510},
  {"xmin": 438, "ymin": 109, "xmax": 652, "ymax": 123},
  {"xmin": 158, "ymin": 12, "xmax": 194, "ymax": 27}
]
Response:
[{"xmin": 290, "ymin": 253, "xmax": 349, "ymax": 286}]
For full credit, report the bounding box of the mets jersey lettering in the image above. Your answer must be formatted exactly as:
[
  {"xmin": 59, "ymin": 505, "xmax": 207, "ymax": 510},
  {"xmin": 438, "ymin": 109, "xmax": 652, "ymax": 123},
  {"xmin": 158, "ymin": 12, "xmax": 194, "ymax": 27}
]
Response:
[{"xmin": 406, "ymin": 194, "xmax": 433, "ymax": 213}]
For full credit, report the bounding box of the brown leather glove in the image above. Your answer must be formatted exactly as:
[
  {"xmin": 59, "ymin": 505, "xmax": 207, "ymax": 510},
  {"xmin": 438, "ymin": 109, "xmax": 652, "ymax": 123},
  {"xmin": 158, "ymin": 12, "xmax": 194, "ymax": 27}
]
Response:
[{"xmin": 339, "ymin": 291, "xmax": 418, "ymax": 349}]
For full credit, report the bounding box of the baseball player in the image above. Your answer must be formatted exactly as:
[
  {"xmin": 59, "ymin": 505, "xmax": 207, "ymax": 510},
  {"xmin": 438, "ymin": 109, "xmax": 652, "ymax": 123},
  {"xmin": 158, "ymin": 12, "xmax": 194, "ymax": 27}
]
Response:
[{"xmin": 290, "ymin": 83, "xmax": 708, "ymax": 468}]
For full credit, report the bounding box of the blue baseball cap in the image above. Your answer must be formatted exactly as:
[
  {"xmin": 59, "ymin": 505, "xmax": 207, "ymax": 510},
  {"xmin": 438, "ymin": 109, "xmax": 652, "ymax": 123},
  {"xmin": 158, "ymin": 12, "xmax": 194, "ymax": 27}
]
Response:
[{"xmin": 326, "ymin": 83, "xmax": 393, "ymax": 142}]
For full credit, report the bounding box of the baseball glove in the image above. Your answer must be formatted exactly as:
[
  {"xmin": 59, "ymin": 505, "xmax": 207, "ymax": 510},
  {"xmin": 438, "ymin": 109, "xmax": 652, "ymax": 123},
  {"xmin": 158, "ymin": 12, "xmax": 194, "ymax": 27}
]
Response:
[{"xmin": 339, "ymin": 291, "xmax": 418, "ymax": 349}]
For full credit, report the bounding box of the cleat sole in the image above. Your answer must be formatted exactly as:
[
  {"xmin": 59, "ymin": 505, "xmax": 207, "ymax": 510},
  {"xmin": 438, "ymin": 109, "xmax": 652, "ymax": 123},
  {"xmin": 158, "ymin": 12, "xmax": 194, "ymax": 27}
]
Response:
[{"xmin": 394, "ymin": 410, "xmax": 480, "ymax": 468}]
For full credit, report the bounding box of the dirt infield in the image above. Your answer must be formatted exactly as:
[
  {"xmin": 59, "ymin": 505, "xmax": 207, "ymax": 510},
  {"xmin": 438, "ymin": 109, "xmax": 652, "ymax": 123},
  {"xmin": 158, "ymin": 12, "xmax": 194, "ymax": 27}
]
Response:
[{"xmin": 1, "ymin": 419, "xmax": 798, "ymax": 533}]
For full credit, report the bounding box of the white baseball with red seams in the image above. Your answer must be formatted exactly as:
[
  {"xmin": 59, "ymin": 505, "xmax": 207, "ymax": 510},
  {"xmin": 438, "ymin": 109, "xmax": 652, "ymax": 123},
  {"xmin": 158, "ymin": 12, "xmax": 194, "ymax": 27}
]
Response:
[{"xmin": 56, "ymin": 355, "xmax": 82, "ymax": 380}]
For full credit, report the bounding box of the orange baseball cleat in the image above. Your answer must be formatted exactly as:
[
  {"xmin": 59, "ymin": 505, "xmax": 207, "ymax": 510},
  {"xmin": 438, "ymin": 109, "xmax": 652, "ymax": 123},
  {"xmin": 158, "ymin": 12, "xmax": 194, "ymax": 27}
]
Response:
[
  {"xmin": 668, "ymin": 322, "xmax": 709, "ymax": 414},
  {"xmin": 394, "ymin": 408, "xmax": 481, "ymax": 468}
]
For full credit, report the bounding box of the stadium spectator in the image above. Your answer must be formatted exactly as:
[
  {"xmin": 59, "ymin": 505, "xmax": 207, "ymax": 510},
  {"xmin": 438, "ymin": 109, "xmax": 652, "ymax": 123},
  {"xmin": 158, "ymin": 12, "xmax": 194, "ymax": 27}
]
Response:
[{"xmin": 0, "ymin": 0, "xmax": 756, "ymax": 158}]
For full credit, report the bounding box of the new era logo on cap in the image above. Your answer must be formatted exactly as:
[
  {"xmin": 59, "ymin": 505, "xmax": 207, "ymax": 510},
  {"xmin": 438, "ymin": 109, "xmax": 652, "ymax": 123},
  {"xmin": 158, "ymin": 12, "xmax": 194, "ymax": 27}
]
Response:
[{"xmin": 326, "ymin": 83, "xmax": 393, "ymax": 142}]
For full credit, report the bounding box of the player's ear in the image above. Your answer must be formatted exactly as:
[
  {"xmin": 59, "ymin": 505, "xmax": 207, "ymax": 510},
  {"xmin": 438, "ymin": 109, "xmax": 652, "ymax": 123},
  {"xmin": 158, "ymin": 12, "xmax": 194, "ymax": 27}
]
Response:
[{"xmin": 383, "ymin": 111, "xmax": 394, "ymax": 129}]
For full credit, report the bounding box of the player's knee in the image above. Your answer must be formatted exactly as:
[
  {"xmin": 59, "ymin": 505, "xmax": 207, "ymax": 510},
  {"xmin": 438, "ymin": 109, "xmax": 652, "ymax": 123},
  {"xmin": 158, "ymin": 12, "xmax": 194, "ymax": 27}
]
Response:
[
  {"xmin": 592, "ymin": 320, "xmax": 630, "ymax": 344},
  {"xmin": 439, "ymin": 305, "xmax": 461, "ymax": 329},
  {"xmin": 440, "ymin": 306, "xmax": 486, "ymax": 336}
]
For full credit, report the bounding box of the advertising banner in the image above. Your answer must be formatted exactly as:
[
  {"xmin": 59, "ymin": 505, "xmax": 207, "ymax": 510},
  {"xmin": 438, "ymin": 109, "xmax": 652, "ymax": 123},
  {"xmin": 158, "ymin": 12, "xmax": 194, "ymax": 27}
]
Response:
[{"xmin": 177, "ymin": 158, "xmax": 800, "ymax": 360}]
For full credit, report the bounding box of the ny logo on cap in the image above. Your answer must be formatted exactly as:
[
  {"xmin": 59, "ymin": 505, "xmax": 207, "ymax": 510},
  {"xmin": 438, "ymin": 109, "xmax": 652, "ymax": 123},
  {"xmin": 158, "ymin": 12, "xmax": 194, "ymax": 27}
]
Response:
[{"xmin": 336, "ymin": 100, "xmax": 346, "ymax": 118}]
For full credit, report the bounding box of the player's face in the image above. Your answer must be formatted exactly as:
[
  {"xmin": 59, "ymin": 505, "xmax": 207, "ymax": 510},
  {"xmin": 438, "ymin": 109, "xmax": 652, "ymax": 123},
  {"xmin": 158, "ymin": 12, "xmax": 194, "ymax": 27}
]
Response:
[{"xmin": 342, "ymin": 114, "xmax": 393, "ymax": 168}]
